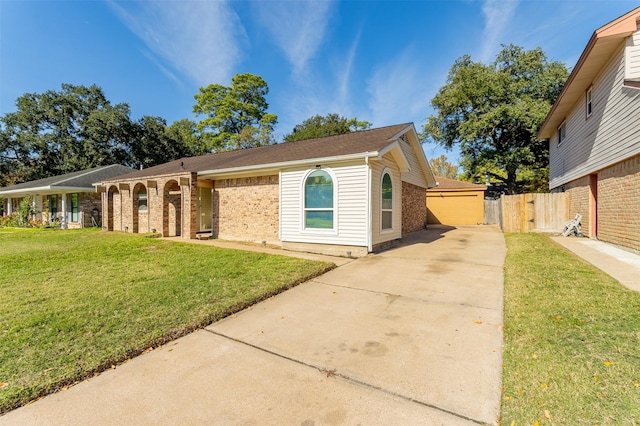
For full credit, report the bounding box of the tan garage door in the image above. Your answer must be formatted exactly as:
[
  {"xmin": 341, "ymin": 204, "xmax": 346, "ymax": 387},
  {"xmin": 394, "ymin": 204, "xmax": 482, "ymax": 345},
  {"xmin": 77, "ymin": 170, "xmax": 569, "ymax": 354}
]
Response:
[{"xmin": 427, "ymin": 193, "xmax": 482, "ymax": 225}]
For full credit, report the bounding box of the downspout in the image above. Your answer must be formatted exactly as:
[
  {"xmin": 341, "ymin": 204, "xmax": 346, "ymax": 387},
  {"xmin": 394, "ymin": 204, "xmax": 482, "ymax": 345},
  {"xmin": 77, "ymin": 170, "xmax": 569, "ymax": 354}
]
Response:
[
  {"xmin": 366, "ymin": 156, "xmax": 372, "ymax": 253},
  {"xmin": 278, "ymin": 170, "xmax": 282, "ymax": 242}
]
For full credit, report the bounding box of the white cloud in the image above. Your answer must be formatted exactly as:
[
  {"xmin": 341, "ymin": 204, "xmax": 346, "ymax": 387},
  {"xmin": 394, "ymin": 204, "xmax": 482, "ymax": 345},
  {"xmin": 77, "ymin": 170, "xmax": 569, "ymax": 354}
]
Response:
[
  {"xmin": 108, "ymin": 1, "xmax": 246, "ymax": 86},
  {"xmin": 253, "ymin": 1, "xmax": 335, "ymax": 77},
  {"xmin": 366, "ymin": 50, "xmax": 433, "ymax": 128},
  {"xmin": 337, "ymin": 28, "xmax": 361, "ymax": 107},
  {"xmin": 479, "ymin": 0, "xmax": 519, "ymax": 62}
]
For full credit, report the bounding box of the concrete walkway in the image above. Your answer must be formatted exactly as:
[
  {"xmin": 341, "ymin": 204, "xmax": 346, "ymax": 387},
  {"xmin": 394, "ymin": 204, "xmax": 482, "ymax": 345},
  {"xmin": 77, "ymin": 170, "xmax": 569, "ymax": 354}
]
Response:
[
  {"xmin": 551, "ymin": 236, "xmax": 640, "ymax": 292},
  {"xmin": 1, "ymin": 225, "xmax": 506, "ymax": 425}
]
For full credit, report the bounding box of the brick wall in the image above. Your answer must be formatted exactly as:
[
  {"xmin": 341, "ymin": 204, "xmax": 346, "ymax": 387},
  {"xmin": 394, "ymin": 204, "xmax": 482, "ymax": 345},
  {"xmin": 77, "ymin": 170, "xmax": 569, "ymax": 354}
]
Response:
[
  {"xmin": 79, "ymin": 192, "xmax": 101, "ymax": 227},
  {"xmin": 101, "ymin": 172, "xmax": 197, "ymax": 238},
  {"xmin": 597, "ymin": 155, "xmax": 640, "ymax": 250},
  {"xmin": 402, "ymin": 181, "xmax": 427, "ymax": 235},
  {"xmin": 564, "ymin": 176, "xmax": 591, "ymax": 236},
  {"xmin": 213, "ymin": 175, "xmax": 279, "ymax": 243}
]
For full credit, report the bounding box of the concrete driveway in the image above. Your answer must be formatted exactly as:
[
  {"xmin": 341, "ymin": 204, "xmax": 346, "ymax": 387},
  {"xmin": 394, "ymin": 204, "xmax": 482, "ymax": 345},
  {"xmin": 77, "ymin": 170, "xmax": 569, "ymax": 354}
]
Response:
[{"xmin": 1, "ymin": 225, "xmax": 506, "ymax": 425}]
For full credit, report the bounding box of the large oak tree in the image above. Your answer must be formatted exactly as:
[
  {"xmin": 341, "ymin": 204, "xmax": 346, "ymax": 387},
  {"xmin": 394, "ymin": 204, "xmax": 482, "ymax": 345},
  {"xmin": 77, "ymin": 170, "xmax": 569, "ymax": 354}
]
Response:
[
  {"xmin": 423, "ymin": 45, "xmax": 568, "ymax": 194},
  {"xmin": 0, "ymin": 84, "xmax": 196, "ymax": 187}
]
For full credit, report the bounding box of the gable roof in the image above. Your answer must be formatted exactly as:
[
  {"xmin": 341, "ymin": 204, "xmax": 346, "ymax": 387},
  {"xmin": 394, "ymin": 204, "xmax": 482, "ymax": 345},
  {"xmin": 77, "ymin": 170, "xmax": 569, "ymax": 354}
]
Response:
[
  {"xmin": 103, "ymin": 123, "xmax": 421, "ymax": 181},
  {"xmin": 428, "ymin": 176, "xmax": 486, "ymax": 191},
  {"xmin": 538, "ymin": 7, "xmax": 640, "ymax": 138},
  {"xmin": 0, "ymin": 165, "xmax": 132, "ymax": 196}
]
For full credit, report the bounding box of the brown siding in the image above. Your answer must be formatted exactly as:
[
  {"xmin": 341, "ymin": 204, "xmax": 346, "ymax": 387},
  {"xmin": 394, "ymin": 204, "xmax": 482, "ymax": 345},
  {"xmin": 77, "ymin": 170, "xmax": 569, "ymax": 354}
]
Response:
[
  {"xmin": 213, "ymin": 175, "xmax": 279, "ymax": 243},
  {"xmin": 402, "ymin": 181, "xmax": 426, "ymax": 235}
]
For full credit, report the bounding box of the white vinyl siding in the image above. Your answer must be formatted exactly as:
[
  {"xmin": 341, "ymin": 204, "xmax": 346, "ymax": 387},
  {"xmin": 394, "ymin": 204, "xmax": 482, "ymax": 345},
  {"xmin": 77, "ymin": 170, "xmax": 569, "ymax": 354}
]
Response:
[
  {"xmin": 625, "ymin": 24, "xmax": 640, "ymax": 80},
  {"xmin": 398, "ymin": 136, "xmax": 428, "ymax": 188},
  {"xmin": 550, "ymin": 41, "xmax": 640, "ymax": 189},
  {"xmin": 371, "ymin": 154, "xmax": 402, "ymax": 245},
  {"xmin": 280, "ymin": 161, "xmax": 368, "ymax": 246}
]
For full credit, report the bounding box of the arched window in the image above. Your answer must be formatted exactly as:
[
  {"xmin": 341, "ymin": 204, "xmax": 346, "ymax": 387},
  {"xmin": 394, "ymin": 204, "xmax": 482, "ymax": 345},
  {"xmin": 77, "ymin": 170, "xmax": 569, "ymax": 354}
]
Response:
[
  {"xmin": 304, "ymin": 169, "xmax": 334, "ymax": 229},
  {"xmin": 138, "ymin": 189, "xmax": 148, "ymax": 211},
  {"xmin": 381, "ymin": 172, "xmax": 393, "ymax": 230}
]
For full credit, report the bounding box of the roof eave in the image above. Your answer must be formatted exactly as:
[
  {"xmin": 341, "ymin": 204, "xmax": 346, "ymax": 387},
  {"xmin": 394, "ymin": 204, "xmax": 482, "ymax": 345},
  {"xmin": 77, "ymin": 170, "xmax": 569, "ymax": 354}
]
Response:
[
  {"xmin": 538, "ymin": 7, "xmax": 640, "ymax": 139},
  {"xmin": 197, "ymin": 152, "xmax": 380, "ymax": 179},
  {"xmin": 0, "ymin": 185, "xmax": 94, "ymax": 196}
]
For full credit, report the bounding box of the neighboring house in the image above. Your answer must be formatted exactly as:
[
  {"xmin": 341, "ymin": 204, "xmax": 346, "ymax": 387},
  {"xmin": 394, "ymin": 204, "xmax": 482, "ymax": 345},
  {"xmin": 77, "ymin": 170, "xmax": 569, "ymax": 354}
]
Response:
[
  {"xmin": 98, "ymin": 123, "xmax": 436, "ymax": 257},
  {"xmin": 538, "ymin": 7, "xmax": 640, "ymax": 251},
  {"xmin": 0, "ymin": 165, "xmax": 132, "ymax": 228},
  {"xmin": 426, "ymin": 176, "xmax": 486, "ymax": 225}
]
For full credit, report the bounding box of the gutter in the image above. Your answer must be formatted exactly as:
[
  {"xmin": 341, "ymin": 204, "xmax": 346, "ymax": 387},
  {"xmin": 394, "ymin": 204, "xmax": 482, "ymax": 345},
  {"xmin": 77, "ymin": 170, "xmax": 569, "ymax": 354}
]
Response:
[{"xmin": 0, "ymin": 186, "xmax": 94, "ymax": 196}]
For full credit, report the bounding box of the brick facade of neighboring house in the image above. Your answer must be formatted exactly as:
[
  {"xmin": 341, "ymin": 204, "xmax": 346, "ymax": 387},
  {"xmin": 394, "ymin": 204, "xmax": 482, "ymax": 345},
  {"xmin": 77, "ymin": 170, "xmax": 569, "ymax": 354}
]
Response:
[
  {"xmin": 563, "ymin": 176, "xmax": 592, "ymax": 236},
  {"xmin": 539, "ymin": 7, "xmax": 640, "ymax": 252},
  {"xmin": 213, "ymin": 175, "xmax": 279, "ymax": 243},
  {"xmin": 0, "ymin": 164, "xmax": 131, "ymax": 229},
  {"xmin": 597, "ymin": 155, "xmax": 640, "ymax": 249},
  {"xmin": 401, "ymin": 181, "xmax": 427, "ymax": 234}
]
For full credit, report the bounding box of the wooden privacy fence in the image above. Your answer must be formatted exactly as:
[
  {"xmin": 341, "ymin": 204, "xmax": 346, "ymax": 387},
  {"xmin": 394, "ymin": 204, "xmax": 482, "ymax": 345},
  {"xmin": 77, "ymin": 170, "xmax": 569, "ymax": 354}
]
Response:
[{"xmin": 484, "ymin": 193, "xmax": 570, "ymax": 233}]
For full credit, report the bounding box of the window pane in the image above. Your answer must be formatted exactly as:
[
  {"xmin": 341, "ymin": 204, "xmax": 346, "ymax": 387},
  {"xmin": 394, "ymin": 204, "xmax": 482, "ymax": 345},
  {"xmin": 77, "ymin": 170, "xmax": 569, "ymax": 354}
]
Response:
[
  {"xmin": 138, "ymin": 191, "xmax": 148, "ymax": 211},
  {"xmin": 382, "ymin": 173, "xmax": 392, "ymax": 206},
  {"xmin": 305, "ymin": 170, "xmax": 333, "ymax": 209},
  {"xmin": 305, "ymin": 211, "xmax": 333, "ymax": 229},
  {"xmin": 382, "ymin": 211, "xmax": 392, "ymax": 230},
  {"xmin": 68, "ymin": 193, "xmax": 79, "ymax": 222}
]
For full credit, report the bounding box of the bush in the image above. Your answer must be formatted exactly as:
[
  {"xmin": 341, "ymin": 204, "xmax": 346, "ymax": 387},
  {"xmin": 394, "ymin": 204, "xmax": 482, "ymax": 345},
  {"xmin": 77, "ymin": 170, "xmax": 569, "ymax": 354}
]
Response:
[{"xmin": 0, "ymin": 214, "xmax": 19, "ymax": 228}]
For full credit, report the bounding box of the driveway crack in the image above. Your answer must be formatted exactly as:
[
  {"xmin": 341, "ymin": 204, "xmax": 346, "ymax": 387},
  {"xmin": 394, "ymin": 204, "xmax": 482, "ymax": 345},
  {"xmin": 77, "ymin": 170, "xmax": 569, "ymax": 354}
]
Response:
[
  {"xmin": 205, "ymin": 328, "xmax": 487, "ymax": 425},
  {"xmin": 312, "ymin": 280, "xmax": 500, "ymax": 312}
]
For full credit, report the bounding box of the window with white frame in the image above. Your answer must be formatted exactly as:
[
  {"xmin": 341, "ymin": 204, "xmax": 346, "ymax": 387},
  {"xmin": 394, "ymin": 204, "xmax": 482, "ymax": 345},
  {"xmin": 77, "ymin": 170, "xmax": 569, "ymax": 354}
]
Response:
[
  {"xmin": 381, "ymin": 172, "xmax": 393, "ymax": 230},
  {"xmin": 558, "ymin": 121, "xmax": 566, "ymax": 145},
  {"xmin": 304, "ymin": 169, "xmax": 334, "ymax": 229},
  {"xmin": 586, "ymin": 86, "xmax": 593, "ymax": 118}
]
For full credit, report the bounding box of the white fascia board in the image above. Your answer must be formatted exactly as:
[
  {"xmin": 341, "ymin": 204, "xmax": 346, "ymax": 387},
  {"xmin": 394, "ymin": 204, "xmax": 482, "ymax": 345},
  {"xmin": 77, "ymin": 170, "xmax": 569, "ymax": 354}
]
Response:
[
  {"xmin": 387, "ymin": 123, "xmax": 415, "ymax": 142},
  {"xmin": 378, "ymin": 141, "xmax": 410, "ymax": 172},
  {"xmin": 0, "ymin": 186, "xmax": 93, "ymax": 196},
  {"xmin": 197, "ymin": 152, "xmax": 379, "ymax": 179}
]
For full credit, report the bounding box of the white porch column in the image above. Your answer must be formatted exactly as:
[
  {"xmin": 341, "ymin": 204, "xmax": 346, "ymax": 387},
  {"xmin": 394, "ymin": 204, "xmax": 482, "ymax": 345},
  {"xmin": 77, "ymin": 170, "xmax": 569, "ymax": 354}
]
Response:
[
  {"xmin": 6, "ymin": 198, "xmax": 12, "ymax": 215},
  {"xmin": 61, "ymin": 194, "xmax": 67, "ymax": 229}
]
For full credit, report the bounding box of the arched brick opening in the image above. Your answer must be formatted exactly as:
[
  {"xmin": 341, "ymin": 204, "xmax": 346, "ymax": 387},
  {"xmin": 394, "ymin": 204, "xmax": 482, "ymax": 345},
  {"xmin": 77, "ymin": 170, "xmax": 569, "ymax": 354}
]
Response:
[
  {"xmin": 107, "ymin": 185, "xmax": 119, "ymax": 231},
  {"xmin": 163, "ymin": 180, "xmax": 181, "ymax": 237},
  {"xmin": 132, "ymin": 182, "xmax": 148, "ymax": 233}
]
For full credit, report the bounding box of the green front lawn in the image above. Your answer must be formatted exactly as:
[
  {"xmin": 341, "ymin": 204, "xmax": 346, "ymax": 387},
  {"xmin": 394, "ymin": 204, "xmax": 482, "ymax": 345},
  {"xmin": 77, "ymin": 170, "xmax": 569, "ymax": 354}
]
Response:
[
  {"xmin": 0, "ymin": 228, "xmax": 333, "ymax": 413},
  {"xmin": 502, "ymin": 233, "xmax": 640, "ymax": 425}
]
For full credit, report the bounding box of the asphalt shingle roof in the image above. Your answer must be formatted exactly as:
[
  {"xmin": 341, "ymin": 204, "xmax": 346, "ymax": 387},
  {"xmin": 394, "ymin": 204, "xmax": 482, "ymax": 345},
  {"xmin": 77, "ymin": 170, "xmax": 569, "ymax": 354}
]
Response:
[
  {"xmin": 105, "ymin": 123, "xmax": 413, "ymax": 181},
  {"xmin": 429, "ymin": 176, "xmax": 487, "ymax": 190},
  {"xmin": 0, "ymin": 165, "xmax": 133, "ymax": 193}
]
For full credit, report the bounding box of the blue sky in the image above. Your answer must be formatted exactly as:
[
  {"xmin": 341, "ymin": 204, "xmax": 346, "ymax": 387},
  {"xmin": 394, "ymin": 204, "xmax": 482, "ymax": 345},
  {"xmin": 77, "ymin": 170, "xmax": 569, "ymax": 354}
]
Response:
[{"xmin": 1, "ymin": 0, "xmax": 638, "ymax": 164}]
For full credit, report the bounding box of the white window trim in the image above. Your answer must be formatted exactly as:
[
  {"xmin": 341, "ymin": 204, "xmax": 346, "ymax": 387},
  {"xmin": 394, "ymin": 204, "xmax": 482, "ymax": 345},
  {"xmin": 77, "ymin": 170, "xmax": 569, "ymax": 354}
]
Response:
[
  {"xmin": 380, "ymin": 168, "xmax": 394, "ymax": 233},
  {"xmin": 300, "ymin": 167, "xmax": 338, "ymax": 235},
  {"xmin": 558, "ymin": 121, "xmax": 566, "ymax": 145},
  {"xmin": 586, "ymin": 86, "xmax": 593, "ymax": 118}
]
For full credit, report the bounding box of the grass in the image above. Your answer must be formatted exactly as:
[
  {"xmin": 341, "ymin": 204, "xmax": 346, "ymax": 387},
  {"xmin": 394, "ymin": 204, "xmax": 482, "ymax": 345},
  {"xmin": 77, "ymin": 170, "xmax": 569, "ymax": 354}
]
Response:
[
  {"xmin": 502, "ymin": 233, "xmax": 640, "ymax": 425},
  {"xmin": 0, "ymin": 228, "xmax": 334, "ymax": 413}
]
